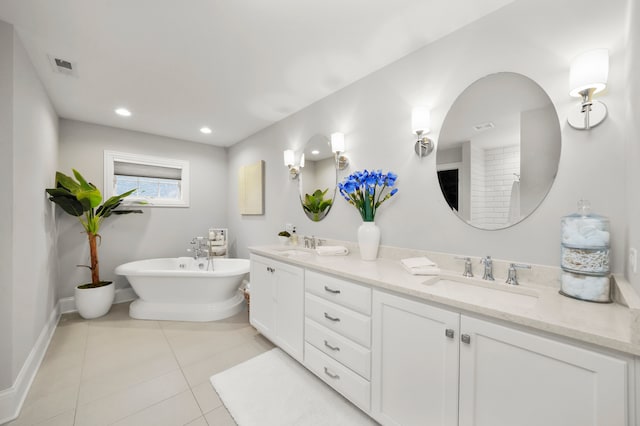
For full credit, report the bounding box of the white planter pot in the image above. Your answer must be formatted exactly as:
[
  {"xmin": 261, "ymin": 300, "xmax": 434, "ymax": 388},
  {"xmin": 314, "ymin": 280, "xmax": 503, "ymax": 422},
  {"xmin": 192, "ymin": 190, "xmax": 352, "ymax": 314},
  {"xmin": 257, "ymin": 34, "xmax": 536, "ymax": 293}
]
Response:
[
  {"xmin": 358, "ymin": 221, "xmax": 380, "ymax": 261},
  {"xmin": 75, "ymin": 282, "xmax": 115, "ymax": 319}
]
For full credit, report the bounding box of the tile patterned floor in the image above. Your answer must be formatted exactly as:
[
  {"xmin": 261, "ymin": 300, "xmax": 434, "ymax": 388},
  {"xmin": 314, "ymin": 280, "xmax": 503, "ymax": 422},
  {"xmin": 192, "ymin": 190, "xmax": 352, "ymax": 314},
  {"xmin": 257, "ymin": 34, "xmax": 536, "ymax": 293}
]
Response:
[{"xmin": 8, "ymin": 302, "xmax": 274, "ymax": 426}]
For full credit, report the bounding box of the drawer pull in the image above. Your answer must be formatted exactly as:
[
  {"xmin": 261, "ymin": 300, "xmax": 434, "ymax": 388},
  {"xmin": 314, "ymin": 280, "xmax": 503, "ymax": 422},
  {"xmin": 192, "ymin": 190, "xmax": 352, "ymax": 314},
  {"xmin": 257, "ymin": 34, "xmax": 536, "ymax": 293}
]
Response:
[
  {"xmin": 324, "ymin": 367, "xmax": 340, "ymax": 379},
  {"xmin": 324, "ymin": 312, "xmax": 341, "ymax": 322},
  {"xmin": 324, "ymin": 340, "xmax": 340, "ymax": 351},
  {"xmin": 324, "ymin": 286, "xmax": 341, "ymax": 294},
  {"xmin": 461, "ymin": 334, "xmax": 471, "ymax": 344},
  {"xmin": 445, "ymin": 328, "xmax": 455, "ymax": 339}
]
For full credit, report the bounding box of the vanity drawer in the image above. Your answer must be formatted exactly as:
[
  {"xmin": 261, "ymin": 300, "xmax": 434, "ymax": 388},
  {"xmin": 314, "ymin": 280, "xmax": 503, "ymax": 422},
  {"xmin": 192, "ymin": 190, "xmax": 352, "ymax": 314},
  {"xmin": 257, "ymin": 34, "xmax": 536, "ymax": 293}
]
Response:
[
  {"xmin": 305, "ymin": 318, "xmax": 371, "ymax": 380},
  {"xmin": 305, "ymin": 293, "xmax": 371, "ymax": 348},
  {"xmin": 305, "ymin": 270, "xmax": 371, "ymax": 315},
  {"xmin": 304, "ymin": 343, "xmax": 371, "ymax": 413}
]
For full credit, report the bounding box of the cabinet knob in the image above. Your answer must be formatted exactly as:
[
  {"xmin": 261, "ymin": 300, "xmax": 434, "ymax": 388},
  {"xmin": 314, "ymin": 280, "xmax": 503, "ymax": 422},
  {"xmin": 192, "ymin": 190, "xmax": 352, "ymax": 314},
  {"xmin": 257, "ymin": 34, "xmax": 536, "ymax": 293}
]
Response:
[
  {"xmin": 323, "ymin": 312, "xmax": 341, "ymax": 322},
  {"xmin": 445, "ymin": 328, "xmax": 455, "ymax": 339},
  {"xmin": 461, "ymin": 334, "xmax": 471, "ymax": 344},
  {"xmin": 266, "ymin": 266, "xmax": 275, "ymax": 273},
  {"xmin": 324, "ymin": 286, "xmax": 341, "ymax": 294},
  {"xmin": 324, "ymin": 367, "xmax": 340, "ymax": 379}
]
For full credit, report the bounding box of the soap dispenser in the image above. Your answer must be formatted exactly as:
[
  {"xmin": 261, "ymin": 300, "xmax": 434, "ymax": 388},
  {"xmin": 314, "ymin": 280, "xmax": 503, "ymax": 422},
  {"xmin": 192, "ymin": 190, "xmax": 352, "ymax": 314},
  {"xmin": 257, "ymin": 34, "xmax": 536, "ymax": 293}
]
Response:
[{"xmin": 290, "ymin": 227, "xmax": 299, "ymax": 246}]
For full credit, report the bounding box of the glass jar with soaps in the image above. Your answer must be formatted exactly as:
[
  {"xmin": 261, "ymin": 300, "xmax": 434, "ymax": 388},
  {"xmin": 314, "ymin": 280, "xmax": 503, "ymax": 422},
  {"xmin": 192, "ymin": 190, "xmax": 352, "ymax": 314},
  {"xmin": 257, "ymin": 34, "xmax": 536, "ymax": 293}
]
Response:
[{"xmin": 560, "ymin": 200, "xmax": 611, "ymax": 303}]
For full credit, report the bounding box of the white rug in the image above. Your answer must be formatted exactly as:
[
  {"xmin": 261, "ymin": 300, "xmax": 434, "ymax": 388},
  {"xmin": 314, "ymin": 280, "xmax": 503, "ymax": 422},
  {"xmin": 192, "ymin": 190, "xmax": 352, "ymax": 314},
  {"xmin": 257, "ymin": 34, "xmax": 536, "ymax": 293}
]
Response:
[{"xmin": 210, "ymin": 348, "xmax": 375, "ymax": 426}]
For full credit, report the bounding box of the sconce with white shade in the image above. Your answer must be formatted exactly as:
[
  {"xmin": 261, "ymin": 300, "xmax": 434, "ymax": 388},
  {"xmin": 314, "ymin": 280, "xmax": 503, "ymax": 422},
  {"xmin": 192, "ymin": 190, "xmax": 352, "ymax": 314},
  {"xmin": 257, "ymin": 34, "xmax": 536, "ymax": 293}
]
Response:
[
  {"xmin": 568, "ymin": 49, "xmax": 609, "ymax": 130},
  {"xmin": 331, "ymin": 132, "xmax": 349, "ymax": 170},
  {"xmin": 412, "ymin": 107, "xmax": 434, "ymax": 157},
  {"xmin": 283, "ymin": 149, "xmax": 299, "ymax": 179}
]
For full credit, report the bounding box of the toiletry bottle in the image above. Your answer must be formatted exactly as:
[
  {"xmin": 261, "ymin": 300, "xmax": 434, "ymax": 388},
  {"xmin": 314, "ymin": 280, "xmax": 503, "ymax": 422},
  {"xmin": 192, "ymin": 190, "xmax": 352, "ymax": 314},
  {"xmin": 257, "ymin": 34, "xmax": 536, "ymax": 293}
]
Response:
[{"xmin": 290, "ymin": 227, "xmax": 298, "ymax": 246}]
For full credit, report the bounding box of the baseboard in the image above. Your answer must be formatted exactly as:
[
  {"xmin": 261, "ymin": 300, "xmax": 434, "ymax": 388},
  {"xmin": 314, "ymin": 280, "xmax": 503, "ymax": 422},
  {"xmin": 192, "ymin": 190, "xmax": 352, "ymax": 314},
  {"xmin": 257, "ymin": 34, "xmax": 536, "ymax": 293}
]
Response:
[
  {"xmin": 59, "ymin": 287, "xmax": 137, "ymax": 314},
  {"xmin": 0, "ymin": 302, "xmax": 60, "ymax": 424}
]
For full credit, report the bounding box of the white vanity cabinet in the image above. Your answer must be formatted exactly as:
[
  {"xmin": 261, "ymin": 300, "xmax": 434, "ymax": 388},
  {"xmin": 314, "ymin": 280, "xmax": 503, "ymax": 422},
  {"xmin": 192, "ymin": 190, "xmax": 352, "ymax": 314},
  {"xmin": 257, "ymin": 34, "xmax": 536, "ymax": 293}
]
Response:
[
  {"xmin": 458, "ymin": 315, "xmax": 630, "ymax": 426},
  {"xmin": 371, "ymin": 289, "xmax": 631, "ymax": 426},
  {"xmin": 249, "ymin": 254, "xmax": 304, "ymax": 362},
  {"xmin": 371, "ymin": 290, "xmax": 461, "ymax": 426},
  {"xmin": 303, "ymin": 270, "xmax": 373, "ymax": 412}
]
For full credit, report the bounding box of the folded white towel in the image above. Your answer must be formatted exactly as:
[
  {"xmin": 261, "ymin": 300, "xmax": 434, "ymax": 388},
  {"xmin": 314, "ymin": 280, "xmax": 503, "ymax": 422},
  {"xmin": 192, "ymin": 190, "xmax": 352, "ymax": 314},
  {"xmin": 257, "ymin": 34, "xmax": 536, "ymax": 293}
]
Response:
[
  {"xmin": 401, "ymin": 257, "xmax": 437, "ymax": 269},
  {"xmin": 400, "ymin": 257, "xmax": 439, "ymax": 275},
  {"xmin": 316, "ymin": 246, "xmax": 349, "ymax": 256},
  {"xmin": 402, "ymin": 264, "xmax": 441, "ymax": 276}
]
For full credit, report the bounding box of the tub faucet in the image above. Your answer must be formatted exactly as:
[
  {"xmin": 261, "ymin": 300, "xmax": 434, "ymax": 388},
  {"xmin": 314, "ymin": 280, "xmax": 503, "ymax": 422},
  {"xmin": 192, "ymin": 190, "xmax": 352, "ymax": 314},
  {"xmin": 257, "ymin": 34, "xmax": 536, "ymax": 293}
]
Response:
[
  {"xmin": 480, "ymin": 256, "xmax": 495, "ymax": 281},
  {"xmin": 188, "ymin": 237, "xmax": 208, "ymax": 260}
]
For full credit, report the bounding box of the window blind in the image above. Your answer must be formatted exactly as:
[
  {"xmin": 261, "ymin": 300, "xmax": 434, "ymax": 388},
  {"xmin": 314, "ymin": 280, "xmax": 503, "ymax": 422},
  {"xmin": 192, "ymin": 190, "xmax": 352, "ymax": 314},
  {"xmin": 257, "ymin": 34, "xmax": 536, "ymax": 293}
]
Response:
[{"xmin": 114, "ymin": 161, "xmax": 182, "ymax": 180}]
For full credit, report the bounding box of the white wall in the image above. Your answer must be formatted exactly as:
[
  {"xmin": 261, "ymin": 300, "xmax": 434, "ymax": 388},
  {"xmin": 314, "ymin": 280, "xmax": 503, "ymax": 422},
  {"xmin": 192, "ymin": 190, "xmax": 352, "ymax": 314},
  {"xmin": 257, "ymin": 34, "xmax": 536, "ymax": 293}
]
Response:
[
  {"xmin": 0, "ymin": 20, "xmax": 14, "ymax": 391},
  {"xmin": 624, "ymin": 0, "xmax": 640, "ymax": 291},
  {"xmin": 11, "ymin": 28, "xmax": 59, "ymax": 381},
  {"xmin": 0, "ymin": 20, "xmax": 59, "ymax": 392},
  {"xmin": 57, "ymin": 120, "xmax": 228, "ymax": 297},
  {"xmin": 227, "ymin": 0, "xmax": 630, "ymax": 277}
]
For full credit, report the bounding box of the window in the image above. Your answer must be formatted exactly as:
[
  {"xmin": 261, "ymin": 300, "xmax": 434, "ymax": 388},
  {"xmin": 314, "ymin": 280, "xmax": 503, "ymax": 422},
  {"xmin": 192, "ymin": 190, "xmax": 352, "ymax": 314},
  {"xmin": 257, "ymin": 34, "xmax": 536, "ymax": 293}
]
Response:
[{"xmin": 104, "ymin": 150, "xmax": 190, "ymax": 207}]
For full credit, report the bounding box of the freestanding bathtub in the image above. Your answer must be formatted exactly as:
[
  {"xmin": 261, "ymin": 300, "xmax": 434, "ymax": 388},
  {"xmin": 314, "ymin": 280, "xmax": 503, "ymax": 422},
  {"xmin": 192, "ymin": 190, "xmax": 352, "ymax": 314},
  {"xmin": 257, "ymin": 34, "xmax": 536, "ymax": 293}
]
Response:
[{"xmin": 115, "ymin": 257, "xmax": 250, "ymax": 322}]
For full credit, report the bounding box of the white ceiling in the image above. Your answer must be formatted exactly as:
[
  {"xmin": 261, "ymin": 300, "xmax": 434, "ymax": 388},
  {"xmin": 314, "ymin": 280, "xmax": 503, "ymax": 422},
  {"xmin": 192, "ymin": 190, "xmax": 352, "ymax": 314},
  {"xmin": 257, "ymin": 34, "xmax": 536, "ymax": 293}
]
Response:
[{"xmin": 0, "ymin": 0, "xmax": 514, "ymax": 147}]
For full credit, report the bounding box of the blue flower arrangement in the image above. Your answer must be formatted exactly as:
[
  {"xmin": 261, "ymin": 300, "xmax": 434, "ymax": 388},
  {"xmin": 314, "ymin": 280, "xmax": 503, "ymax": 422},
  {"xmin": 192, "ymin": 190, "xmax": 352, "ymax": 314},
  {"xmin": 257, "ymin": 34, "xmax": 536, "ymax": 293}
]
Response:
[{"xmin": 338, "ymin": 169, "xmax": 398, "ymax": 222}]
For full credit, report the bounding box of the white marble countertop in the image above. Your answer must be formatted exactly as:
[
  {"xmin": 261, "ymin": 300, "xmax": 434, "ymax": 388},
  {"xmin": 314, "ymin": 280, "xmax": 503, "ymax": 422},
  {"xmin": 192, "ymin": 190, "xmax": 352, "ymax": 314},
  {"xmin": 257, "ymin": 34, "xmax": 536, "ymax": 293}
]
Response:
[{"xmin": 249, "ymin": 245, "xmax": 640, "ymax": 356}]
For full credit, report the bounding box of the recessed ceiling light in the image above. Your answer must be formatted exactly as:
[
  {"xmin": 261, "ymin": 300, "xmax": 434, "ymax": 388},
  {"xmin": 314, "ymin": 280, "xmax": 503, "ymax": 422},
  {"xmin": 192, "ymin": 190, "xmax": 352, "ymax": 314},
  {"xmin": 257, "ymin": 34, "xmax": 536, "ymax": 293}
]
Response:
[
  {"xmin": 115, "ymin": 108, "xmax": 131, "ymax": 117},
  {"xmin": 200, "ymin": 127, "xmax": 212, "ymax": 134},
  {"xmin": 311, "ymin": 150, "xmax": 320, "ymax": 155}
]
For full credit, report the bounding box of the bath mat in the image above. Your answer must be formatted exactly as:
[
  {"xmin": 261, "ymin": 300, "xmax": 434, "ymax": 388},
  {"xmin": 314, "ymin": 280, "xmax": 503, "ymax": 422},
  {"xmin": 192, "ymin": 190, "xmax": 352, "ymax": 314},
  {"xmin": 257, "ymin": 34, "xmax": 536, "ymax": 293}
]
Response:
[{"xmin": 210, "ymin": 348, "xmax": 375, "ymax": 426}]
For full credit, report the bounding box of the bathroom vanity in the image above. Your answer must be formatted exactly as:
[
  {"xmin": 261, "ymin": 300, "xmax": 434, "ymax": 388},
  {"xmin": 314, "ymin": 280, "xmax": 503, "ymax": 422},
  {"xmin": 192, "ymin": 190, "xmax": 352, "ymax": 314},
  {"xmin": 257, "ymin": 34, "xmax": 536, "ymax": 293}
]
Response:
[{"xmin": 248, "ymin": 246, "xmax": 639, "ymax": 426}]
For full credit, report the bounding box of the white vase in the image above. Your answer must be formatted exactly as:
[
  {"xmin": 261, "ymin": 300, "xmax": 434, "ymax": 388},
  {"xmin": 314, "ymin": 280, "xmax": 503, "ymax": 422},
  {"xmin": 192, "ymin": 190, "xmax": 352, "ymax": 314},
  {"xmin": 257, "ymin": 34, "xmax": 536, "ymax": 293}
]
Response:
[
  {"xmin": 358, "ymin": 221, "xmax": 380, "ymax": 261},
  {"xmin": 75, "ymin": 282, "xmax": 115, "ymax": 319}
]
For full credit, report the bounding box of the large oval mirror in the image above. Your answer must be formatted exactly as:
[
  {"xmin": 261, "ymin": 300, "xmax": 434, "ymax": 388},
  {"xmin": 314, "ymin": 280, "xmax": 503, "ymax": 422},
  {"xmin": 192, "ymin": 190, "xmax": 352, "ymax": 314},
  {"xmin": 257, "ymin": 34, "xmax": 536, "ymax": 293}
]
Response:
[
  {"xmin": 299, "ymin": 134, "xmax": 337, "ymax": 221},
  {"xmin": 436, "ymin": 72, "xmax": 561, "ymax": 230}
]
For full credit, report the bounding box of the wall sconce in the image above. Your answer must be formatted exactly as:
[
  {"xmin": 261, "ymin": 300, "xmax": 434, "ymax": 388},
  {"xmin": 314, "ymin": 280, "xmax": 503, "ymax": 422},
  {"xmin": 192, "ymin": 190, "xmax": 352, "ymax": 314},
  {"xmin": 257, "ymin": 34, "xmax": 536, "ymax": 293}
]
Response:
[
  {"xmin": 412, "ymin": 107, "xmax": 434, "ymax": 157},
  {"xmin": 568, "ymin": 49, "xmax": 609, "ymax": 130},
  {"xmin": 283, "ymin": 149, "xmax": 299, "ymax": 179},
  {"xmin": 331, "ymin": 132, "xmax": 349, "ymax": 170}
]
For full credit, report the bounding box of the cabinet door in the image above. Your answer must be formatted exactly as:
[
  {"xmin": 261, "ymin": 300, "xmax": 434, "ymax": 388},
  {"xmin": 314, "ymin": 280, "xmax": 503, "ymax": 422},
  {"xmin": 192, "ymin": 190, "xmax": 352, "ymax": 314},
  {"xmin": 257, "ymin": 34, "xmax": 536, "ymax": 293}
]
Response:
[
  {"xmin": 372, "ymin": 290, "xmax": 460, "ymax": 426},
  {"xmin": 249, "ymin": 256, "xmax": 275, "ymax": 338},
  {"xmin": 459, "ymin": 315, "xmax": 630, "ymax": 426},
  {"xmin": 274, "ymin": 261, "xmax": 304, "ymax": 362}
]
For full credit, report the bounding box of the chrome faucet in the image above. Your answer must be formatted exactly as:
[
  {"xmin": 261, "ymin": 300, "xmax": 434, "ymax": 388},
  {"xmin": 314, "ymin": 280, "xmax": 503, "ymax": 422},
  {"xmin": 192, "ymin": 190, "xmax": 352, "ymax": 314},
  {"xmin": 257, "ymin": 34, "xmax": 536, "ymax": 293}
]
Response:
[
  {"xmin": 455, "ymin": 257, "xmax": 474, "ymax": 277},
  {"xmin": 505, "ymin": 263, "xmax": 531, "ymax": 285},
  {"xmin": 187, "ymin": 237, "xmax": 208, "ymax": 259},
  {"xmin": 303, "ymin": 236, "xmax": 325, "ymax": 249},
  {"xmin": 480, "ymin": 256, "xmax": 495, "ymax": 281}
]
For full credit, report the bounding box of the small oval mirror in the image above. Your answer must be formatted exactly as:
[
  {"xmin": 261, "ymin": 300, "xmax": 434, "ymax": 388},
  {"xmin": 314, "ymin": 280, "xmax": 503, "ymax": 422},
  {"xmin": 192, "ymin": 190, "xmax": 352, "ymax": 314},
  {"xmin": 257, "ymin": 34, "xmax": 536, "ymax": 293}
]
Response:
[
  {"xmin": 436, "ymin": 72, "xmax": 561, "ymax": 230},
  {"xmin": 298, "ymin": 134, "xmax": 337, "ymax": 221}
]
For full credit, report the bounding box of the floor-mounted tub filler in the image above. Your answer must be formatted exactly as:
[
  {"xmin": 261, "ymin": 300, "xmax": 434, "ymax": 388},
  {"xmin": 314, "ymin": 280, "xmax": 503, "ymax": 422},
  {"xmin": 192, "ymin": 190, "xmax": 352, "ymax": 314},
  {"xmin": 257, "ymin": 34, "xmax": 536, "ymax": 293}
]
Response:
[{"xmin": 115, "ymin": 257, "xmax": 249, "ymax": 321}]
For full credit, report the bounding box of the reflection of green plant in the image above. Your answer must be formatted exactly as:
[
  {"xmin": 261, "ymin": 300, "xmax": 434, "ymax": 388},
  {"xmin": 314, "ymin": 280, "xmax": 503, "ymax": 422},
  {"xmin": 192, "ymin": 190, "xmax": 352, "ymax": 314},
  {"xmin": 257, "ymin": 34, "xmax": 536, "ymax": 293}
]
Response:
[
  {"xmin": 278, "ymin": 230, "xmax": 291, "ymax": 237},
  {"xmin": 303, "ymin": 188, "xmax": 333, "ymax": 222}
]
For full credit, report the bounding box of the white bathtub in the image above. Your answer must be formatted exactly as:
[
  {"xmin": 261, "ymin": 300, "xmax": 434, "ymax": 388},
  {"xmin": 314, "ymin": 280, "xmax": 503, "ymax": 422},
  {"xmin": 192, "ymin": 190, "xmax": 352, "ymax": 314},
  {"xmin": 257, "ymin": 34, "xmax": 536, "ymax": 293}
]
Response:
[{"xmin": 115, "ymin": 257, "xmax": 249, "ymax": 321}]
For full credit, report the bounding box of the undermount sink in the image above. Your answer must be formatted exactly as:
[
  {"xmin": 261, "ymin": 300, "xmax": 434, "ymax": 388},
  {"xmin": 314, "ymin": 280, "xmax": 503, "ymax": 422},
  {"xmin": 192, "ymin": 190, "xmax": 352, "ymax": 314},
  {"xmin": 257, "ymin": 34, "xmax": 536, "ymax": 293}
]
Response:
[
  {"xmin": 270, "ymin": 247, "xmax": 314, "ymax": 258},
  {"xmin": 422, "ymin": 274, "xmax": 539, "ymax": 310}
]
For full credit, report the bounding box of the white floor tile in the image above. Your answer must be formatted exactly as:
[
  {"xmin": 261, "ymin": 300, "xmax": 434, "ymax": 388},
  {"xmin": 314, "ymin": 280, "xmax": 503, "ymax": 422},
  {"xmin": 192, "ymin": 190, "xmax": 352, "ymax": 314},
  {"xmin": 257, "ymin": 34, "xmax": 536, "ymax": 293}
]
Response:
[
  {"xmin": 111, "ymin": 390, "xmax": 201, "ymax": 426},
  {"xmin": 10, "ymin": 303, "xmax": 262, "ymax": 426},
  {"xmin": 9, "ymin": 384, "xmax": 78, "ymax": 426},
  {"xmin": 191, "ymin": 381, "xmax": 223, "ymax": 414},
  {"xmin": 74, "ymin": 370, "xmax": 188, "ymax": 426},
  {"xmin": 204, "ymin": 406, "xmax": 237, "ymax": 426}
]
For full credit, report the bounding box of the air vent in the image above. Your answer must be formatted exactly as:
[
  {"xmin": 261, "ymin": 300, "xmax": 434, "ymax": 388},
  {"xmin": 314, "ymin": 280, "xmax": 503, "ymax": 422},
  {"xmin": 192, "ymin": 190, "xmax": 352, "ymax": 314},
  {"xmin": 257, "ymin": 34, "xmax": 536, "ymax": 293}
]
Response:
[
  {"xmin": 473, "ymin": 121, "xmax": 495, "ymax": 132},
  {"xmin": 48, "ymin": 55, "xmax": 78, "ymax": 77}
]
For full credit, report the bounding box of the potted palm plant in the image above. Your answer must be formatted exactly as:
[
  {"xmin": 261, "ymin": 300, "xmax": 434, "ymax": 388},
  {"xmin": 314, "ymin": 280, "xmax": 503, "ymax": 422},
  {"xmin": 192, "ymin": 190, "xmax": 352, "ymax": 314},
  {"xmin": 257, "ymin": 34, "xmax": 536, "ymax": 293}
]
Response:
[{"xmin": 46, "ymin": 169, "xmax": 142, "ymax": 319}]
